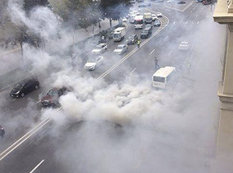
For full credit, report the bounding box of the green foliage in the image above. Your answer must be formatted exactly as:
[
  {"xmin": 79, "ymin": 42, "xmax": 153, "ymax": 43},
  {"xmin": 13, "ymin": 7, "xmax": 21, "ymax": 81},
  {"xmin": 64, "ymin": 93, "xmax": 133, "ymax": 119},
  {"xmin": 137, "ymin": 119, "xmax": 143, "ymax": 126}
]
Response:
[
  {"xmin": 100, "ymin": 0, "xmax": 130, "ymax": 20},
  {"xmin": 24, "ymin": 0, "xmax": 49, "ymax": 12},
  {"xmin": 62, "ymin": 0, "xmax": 101, "ymax": 29}
]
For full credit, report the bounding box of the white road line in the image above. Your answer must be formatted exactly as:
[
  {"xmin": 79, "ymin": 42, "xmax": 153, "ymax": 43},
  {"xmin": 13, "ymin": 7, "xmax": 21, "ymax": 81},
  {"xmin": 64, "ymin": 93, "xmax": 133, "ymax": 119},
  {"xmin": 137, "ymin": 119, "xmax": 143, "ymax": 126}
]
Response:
[
  {"xmin": 149, "ymin": 49, "xmax": 156, "ymax": 55},
  {"xmin": 0, "ymin": 118, "xmax": 50, "ymax": 161},
  {"xmin": 181, "ymin": 1, "xmax": 194, "ymax": 12},
  {"xmin": 130, "ymin": 68, "xmax": 136, "ymax": 75},
  {"xmin": 29, "ymin": 160, "xmax": 45, "ymax": 173}
]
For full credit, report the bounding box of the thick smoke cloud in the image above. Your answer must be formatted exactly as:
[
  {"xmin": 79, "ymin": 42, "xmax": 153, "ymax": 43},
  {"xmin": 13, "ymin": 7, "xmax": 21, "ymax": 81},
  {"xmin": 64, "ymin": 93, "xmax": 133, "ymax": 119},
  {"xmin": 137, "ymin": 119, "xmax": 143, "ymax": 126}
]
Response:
[{"xmin": 0, "ymin": 1, "xmax": 226, "ymax": 173}]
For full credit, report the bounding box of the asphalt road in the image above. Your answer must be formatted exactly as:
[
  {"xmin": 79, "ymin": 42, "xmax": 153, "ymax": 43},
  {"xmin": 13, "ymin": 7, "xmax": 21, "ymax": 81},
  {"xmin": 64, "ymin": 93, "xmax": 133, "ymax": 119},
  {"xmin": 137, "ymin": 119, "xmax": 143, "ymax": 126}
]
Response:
[{"xmin": 0, "ymin": 1, "xmax": 215, "ymax": 173}]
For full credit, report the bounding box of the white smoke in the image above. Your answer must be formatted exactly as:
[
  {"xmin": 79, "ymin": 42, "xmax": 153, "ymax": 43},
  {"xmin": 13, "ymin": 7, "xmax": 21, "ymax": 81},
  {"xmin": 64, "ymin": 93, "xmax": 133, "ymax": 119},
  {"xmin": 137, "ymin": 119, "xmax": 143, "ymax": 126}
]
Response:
[{"xmin": 0, "ymin": 1, "xmax": 226, "ymax": 173}]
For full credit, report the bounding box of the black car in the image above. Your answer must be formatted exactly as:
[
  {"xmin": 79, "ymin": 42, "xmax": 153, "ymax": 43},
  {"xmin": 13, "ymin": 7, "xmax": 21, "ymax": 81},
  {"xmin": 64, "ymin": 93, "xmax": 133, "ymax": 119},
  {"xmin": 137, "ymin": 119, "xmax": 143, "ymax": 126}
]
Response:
[
  {"xmin": 10, "ymin": 78, "xmax": 40, "ymax": 98},
  {"xmin": 126, "ymin": 34, "xmax": 138, "ymax": 45},
  {"xmin": 41, "ymin": 87, "xmax": 68, "ymax": 107},
  {"xmin": 0, "ymin": 125, "xmax": 5, "ymax": 137},
  {"xmin": 140, "ymin": 29, "xmax": 151, "ymax": 39}
]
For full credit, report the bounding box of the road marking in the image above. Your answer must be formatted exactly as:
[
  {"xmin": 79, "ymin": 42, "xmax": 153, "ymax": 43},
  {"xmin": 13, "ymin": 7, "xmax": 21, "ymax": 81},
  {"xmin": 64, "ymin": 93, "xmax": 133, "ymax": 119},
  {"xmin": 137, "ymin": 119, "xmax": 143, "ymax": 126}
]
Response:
[
  {"xmin": 149, "ymin": 49, "xmax": 156, "ymax": 55},
  {"xmin": 29, "ymin": 160, "xmax": 45, "ymax": 173},
  {"xmin": 96, "ymin": 15, "xmax": 169, "ymax": 80},
  {"xmin": 130, "ymin": 68, "xmax": 136, "ymax": 74},
  {"xmin": 0, "ymin": 118, "xmax": 50, "ymax": 161}
]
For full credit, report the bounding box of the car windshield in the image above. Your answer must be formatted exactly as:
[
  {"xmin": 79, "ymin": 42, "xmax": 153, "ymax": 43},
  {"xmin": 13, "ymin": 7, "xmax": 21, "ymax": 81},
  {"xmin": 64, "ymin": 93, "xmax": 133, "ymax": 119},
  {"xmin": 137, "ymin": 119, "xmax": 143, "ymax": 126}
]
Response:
[
  {"xmin": 14, "ymin": 83, "xmax": 23, "ymax": 90},
  {"xmin": 153, "ymin": 76, "xmax": 165, "ymax": 83},
  {"xmin": 47, "ymin": 89, "xmax": 58, "ymax": 96},
  {"xmin": 96, "ymin": 44, "xmax": 103, "ymax": 48}
]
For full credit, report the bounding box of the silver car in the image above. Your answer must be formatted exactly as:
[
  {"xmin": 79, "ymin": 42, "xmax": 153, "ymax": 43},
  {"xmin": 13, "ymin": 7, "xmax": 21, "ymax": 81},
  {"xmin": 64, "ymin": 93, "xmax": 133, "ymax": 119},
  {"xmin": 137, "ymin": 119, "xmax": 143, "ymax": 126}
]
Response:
[
  {"xmin": 84, "ymin": 56, "xmax": 104, "ymax": 71},
  {"xmin": 114, "ymin": 44, "xmax": 128, "ymax": 55},
  {"xmin": 91, "ymin": 43, "xmax": 107, "ymax": 54}
]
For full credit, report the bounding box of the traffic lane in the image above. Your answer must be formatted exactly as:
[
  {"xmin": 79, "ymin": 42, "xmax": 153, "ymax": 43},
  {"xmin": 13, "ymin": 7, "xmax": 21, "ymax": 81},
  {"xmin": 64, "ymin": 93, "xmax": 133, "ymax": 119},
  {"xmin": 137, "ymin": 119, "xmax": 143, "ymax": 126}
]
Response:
[
  {"xmin": 0, "ymin": 121, "xmax": 84, "ymax": 173},
  {"xmin": 103, "ymin": 8, "xmax": 207, "ymax": 84},
  {"xmin": 0, "ymin": 125, "xmax": 65, "ymax": 173},
  {"xmin": 84, "ymin": 25, "xmax": 161, "ymax": 79},
  {"xmin": 101, "ymin": 19, "xmax": 187, "ymax": 83},
  {"xmin": 0, "ymin": 82, "xmax": 49, "ymax": 153}
]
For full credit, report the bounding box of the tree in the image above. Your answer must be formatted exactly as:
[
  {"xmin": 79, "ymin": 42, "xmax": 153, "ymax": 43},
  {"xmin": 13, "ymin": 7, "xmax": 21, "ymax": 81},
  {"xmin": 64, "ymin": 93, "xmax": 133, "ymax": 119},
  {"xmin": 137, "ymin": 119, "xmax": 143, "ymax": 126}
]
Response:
[
  {"xmin": 24, "ymin": 0, "xmax": 49, "ymax": 12},
  {"xmin": 64, "ymin": 0, "xmax": 101, "ymax": 29},
  {"xmin": 100, "ymin": 0, "xmax": 130, "ymax": 20}
]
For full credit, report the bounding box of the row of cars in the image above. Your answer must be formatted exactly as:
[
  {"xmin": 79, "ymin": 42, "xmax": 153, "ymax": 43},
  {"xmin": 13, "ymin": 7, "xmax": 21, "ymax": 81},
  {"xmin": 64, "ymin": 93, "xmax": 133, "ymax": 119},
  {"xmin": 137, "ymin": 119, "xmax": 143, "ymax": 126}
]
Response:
[
  {"xmin": 0, "ymin": 79, "xmax": 69, "ymax": 138},
  {"xmin": 84, "ymin": 11, "xmax": 163, "ymax": 71},
  {"xmin": 10, "ymin": 78, "xmax": 68, "ymax": 108}
]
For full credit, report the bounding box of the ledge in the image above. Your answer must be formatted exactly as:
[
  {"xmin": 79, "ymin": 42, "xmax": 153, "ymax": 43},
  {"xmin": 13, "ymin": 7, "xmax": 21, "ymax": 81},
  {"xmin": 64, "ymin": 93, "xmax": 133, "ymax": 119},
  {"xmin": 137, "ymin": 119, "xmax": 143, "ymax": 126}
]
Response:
[
  {"xmin": 214, "ymin": 0, "xmax": 233, "ymax": 23},
  {"xmin": 218, "ymin": 82, "xmax": 233, "ymax": 102}
]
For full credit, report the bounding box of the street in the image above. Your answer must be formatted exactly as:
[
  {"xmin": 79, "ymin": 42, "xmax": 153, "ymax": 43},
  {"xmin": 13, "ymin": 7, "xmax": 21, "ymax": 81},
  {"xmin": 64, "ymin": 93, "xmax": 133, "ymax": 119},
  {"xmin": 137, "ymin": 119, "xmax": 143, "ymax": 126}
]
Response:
[{"xmin": 0, "ymin": 0, "xmax": 223, "ymax": 173}]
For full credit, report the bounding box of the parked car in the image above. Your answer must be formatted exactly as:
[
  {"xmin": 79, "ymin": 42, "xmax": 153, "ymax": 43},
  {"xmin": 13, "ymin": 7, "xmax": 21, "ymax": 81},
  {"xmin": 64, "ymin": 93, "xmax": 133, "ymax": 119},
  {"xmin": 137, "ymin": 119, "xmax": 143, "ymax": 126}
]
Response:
[
  {"xmin": 157, "ymin": 12, "xmax": 163, "ymax": 18},
  {"xmin": 140, "ymin": 28, "xmax": 152, "ymax": 39},
  {"xmin": 177, "ymin": 1, "xmax": 186, "ymax": 4},
  {"xmin": 154, "ymin": 19, "xmax": 161, "ymax": 27},
  {"xmin": 114, "ymin": 44, "xmax": 128, "ymax": 55},
  {"xmin": 152, "ymin": 14, "xmax": 158, "ymax": 21},
  {"xmin": 41, "ymin": 87, "xmax": 68, "ymax": 107},
  {"xmin": 126, "ymin": 34, "xmax": 138, "ymax": 45},
  {"xmin": 0, "ymin": 125, "xmax": 5, "ymax": 137},
  {"xmin": 84, "ymin": 56, "xmax": 104, "ymax": 71},
  {"xmin": 10, "ymin": 78, "xmax": 40, "ymax": 98},
  {"xmin": 122, "ymin": 17, "xmax": 128, "ymax": 22},
  {"xmin": 91, "ymin": 43, "xmax": 107, "ymax": 54}
]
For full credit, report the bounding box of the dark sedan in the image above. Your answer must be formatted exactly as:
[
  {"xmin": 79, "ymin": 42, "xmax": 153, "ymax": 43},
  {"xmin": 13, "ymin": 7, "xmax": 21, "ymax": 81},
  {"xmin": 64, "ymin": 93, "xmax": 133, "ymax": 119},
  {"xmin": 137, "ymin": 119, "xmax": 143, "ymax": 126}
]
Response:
[
  {"xmin": 145, "ymin": 24, "xmax": 153, "ymax": 32},
  {"xmin": 126, "ymin": 34, "xmax": 138, "ymax": 45},
  {"xmin": 140, "ymin": 28, "xmax": 152, "ymax": 39},
  {"xmin": 41, "ymin": 87, "xmax": 68, "ymax": 107},
  {"xmin": 10, "ymin": 78, "xmax": 40, "ymax": 98}
]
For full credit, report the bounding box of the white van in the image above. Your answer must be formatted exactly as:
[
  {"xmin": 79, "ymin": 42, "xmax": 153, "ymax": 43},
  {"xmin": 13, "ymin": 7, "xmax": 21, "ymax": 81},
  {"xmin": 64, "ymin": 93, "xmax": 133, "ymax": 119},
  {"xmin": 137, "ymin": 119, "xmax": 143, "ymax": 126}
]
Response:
[{"xmin": 152, "ymin": 66, "xmax": 176, "ymax": 89}]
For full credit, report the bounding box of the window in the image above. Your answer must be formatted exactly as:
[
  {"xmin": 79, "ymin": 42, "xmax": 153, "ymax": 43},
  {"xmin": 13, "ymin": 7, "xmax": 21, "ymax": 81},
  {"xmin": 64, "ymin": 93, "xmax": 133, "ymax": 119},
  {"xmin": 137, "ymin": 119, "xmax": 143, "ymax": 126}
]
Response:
[{"xmin": 153, "ymin": 76, "xmax": 165, "ymax": 83}]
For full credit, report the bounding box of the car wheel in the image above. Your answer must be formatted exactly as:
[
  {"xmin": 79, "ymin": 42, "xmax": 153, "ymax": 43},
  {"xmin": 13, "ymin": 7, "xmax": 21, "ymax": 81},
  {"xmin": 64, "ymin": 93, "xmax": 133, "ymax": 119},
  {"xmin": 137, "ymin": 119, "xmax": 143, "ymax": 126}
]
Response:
[{"xmin": 21, "ymin": 93, "xmax": 25, "ymax": 97}]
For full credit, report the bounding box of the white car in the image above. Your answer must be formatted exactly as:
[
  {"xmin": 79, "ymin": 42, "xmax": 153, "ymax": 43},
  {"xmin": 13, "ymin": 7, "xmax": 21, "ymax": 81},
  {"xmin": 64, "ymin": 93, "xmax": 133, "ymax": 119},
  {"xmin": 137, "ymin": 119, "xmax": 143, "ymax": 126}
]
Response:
[
  {"xmin": 91, "ymin": 43, "xmax": 107, "ymax": 54},
  {"xmin": 84, "ymin": 56, "xmax": 104, "ymax": 71},
  {"xmin": 157, "ymin": 12, "xmax": 163, "ymax": 18},
  {"xmin": 114, "ymin": 44, "xmax": 128, "ymax": 55},
  {"xmin": 122, "ymin": 17, "xmax": 128, "ymax": 22},
  {"xmin": 178, "ymin": 41, "xmax": 189, "ymax": 50},
  {"xmin": 152, "ymin": 14, "xmax": 158, "ymax": 21}
]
